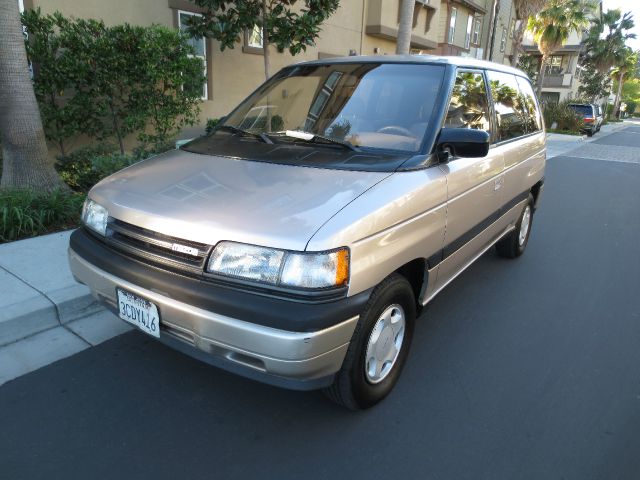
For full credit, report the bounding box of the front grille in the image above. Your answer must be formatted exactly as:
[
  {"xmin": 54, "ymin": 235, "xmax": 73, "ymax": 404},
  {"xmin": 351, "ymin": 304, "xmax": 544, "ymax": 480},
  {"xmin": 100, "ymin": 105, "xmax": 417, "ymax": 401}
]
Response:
[{"xmin": 105, "ymin": 218, "xmax": 213, "ymax": 275}]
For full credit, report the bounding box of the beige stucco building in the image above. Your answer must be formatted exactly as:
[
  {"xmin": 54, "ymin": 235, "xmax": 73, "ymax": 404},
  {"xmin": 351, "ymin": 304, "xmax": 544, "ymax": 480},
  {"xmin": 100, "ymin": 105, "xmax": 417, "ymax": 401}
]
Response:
[
  {"xmin": 522, "ymin": 29, "xmax": 584, "ymax": 103},
  {"xmin": 23, "ymin": 0, "xmax": 521, "ymax": 127}
]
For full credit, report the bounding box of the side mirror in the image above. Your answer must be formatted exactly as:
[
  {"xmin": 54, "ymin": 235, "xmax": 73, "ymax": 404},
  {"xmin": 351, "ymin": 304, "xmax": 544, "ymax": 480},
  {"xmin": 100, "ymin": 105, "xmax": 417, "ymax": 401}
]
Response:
[{"xmin": 436, "ymin": 128, "xmax": 490, "ymax": 160}]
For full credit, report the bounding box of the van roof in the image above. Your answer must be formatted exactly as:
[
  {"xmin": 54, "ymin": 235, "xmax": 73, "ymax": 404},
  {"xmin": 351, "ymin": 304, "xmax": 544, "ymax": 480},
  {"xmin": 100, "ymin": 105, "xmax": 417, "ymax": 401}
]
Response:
[{"xmin": 297, "ymin": 54, "xmax": 528, "ymax": 78}]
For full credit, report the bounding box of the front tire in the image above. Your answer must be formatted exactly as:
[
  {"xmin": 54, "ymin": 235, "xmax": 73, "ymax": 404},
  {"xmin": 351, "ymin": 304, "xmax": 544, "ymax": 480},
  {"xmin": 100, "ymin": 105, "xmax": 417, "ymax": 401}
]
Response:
[
  {"xmin": 496, "ymin": 194, "xmax": 534, "ymax": 259},
  {"xmin": 323, "ymin": 273, "xmax": 416, "ymax": 410}
]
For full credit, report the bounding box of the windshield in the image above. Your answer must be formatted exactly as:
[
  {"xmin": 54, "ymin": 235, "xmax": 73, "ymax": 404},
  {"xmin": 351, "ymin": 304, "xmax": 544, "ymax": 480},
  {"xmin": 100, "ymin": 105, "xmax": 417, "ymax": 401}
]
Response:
[{"xmin": 208, "ymin": 63, "xmax": 444, "ymax": 153}]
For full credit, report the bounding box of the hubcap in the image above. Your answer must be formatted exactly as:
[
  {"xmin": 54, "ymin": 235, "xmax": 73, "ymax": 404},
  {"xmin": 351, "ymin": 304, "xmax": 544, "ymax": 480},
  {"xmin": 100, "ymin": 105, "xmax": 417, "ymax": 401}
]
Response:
[
  {"xmin": 364, "ymin": 304, "xmax": 406, "ymax": 384},
  {"xmin": 518, "ymin": 205, "xmax": 531, "ymax": 246}
]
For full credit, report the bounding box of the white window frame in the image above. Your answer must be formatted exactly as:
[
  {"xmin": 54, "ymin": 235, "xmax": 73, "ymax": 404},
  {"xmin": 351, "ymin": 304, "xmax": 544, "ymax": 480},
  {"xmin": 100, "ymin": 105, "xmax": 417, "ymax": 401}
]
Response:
[
  {"xmin": 465, "ymin": 14, "xmax": 474, "ymax": 49},
  {"xmin": 247, "ymin": 24, "xmax": 264, "ymax": 48},
  {"xmin": 448, "ymin": 7, "xmax": 457, "ymax": 44},
  {"xmin": 500, "ymin": 27, "xmax": 507, "ymax": 52},
  {"xmin": 472, "ymin": 18, "xmax": 481, "ymax": 45},
  {"xmin": 178, "ymin": 10, "xmax": 208, "ymax": 100}
]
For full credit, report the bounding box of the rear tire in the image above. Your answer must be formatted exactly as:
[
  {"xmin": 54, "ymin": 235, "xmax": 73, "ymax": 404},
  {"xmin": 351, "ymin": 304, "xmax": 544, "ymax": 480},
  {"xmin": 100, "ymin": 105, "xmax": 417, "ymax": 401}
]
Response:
[
  {"xmin": 496, "ymin": 194, "xmax": 534, "ymax": 259},
  {"xmin": 323, "ymin": 273, "xmax": 416, "ymax": 410}
]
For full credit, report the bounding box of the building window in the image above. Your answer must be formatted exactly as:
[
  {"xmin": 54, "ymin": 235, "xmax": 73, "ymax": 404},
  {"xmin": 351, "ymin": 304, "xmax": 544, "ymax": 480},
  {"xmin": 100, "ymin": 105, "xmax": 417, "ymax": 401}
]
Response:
[
  {"xmin": 472, "ymin": 18, "xmax": 481, "ymax": 45},
  {"xmin": 545, "ymin": 55, "xmax": 564, "ymax": 74},
  {"xmin": 448, "ymin": 7, "xmax": 457, "ymax": 44},
  {"xmin": 465, "ymin": 15, "xmax": 473, "ymax": 49},
  {"xmin": 500, "ymin": 26, "xmax": 507, "ymax": 52},
  {"xmin": 247, "ymin": 24, "xmax": 263, "ymax": 48},
  {"xmin": 178, "ymin": 11, "xmax": 207, "ymax": 100}
]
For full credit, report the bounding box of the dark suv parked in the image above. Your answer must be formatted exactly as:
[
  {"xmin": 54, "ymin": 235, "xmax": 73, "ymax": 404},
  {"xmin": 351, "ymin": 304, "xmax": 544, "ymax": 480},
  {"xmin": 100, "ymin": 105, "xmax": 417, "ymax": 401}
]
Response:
[{"xmin": 568, "ymin": 103, "xmax": 599, "ymax": 136}]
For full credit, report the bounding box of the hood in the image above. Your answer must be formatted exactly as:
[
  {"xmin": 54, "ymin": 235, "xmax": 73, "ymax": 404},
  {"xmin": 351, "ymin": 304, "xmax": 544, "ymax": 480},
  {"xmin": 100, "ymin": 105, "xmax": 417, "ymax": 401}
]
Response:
[{"xmin": 89, "ymin": 149, "xmax": 391, "ymax": 251}]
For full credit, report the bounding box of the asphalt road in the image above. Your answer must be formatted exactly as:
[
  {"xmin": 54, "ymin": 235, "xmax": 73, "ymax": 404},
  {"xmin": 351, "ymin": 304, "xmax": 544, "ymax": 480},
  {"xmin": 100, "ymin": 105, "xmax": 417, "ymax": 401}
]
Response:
[{"xmin": 2, "ymin": 127, "xmax": 640, "ymax": 480}]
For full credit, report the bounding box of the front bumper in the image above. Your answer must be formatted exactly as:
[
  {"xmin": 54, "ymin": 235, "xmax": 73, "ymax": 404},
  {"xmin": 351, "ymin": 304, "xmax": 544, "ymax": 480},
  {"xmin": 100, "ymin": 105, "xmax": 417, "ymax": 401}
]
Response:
[{"xmin": 68, "ymin": 230, "xmax": 366, "ymax": 390}]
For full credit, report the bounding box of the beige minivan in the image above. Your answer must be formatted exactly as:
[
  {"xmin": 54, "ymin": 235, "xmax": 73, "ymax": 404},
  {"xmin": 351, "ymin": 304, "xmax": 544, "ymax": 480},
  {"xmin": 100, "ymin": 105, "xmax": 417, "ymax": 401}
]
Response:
[{"xmin": 69, "ymin": 55, "xmax": 545, "ymax": 409}]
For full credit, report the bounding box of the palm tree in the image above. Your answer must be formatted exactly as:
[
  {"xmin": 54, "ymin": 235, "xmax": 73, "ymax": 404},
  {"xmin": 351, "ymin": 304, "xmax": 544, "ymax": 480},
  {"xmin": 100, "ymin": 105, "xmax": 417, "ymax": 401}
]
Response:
[
  {"xmin": 0, "ymin": 0, "xmax": 65, "ymax": 191},
  {"xmin": 396, "ymin": 0, "xmax": 416, "ymax": 54},
  {"xmin": 612, "ymin": 48, "xmax": 638, "ymax": 118},
  {"xmin": 527, "ymin": 0, "xmax": 594, "ymax": 96},
  {"xmin": 510, "ymin": 0, "xmax": 548, "ymax": 68},
  {"xmin": 583, "ymin": 9, "xmax": 636, "ymax": 74}
]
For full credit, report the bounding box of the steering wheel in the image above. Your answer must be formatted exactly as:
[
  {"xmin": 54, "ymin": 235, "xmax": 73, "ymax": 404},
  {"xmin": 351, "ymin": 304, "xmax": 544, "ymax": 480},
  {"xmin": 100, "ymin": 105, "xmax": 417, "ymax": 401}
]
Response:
[{"xmin": 376, "ymin": 125, "xmax": 414, "ymax": 137}]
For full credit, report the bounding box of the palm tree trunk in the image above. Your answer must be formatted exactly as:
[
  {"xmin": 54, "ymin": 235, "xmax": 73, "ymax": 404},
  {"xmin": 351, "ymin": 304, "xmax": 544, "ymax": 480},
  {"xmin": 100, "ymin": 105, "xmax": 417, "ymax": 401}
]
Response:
[
  {"xmin": 536, "ymin": 56, "xmax": 547, "ymax": 98},
  {"xmin": 396, "ymin": 0, "xmax": 415, "ymax": 54},
  {"xmin": 511, "ymin": 20, "xmax": 525, "ymax": 68},
  {"xmin": 613, "ymin": 71, "xmax": 624, "ymax": 119},
  {"xmin": 0, "ymin": 0, "xmax": 66, "ymax": 191}
]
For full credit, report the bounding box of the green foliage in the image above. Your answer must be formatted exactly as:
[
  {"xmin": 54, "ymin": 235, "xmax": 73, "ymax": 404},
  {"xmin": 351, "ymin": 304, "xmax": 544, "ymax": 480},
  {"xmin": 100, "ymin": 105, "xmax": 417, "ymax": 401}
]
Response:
[
  {"xmin": 621, "ymin": 78, "xmax": 640, "ymax": 116},
  {"xmin": 582, "ymin": 9, "xmax": 636, "ymax": 73},
  {"xmin": 542, "ymin": 100, "xmax": 584, "ymax": 132},
  {"xmin": 55, "ymin": 144, "xmax": 117, "ymax": 192},
  {"xmin": 0, "ymin": 189, "xmax": 85, "ymax": 243},
  {"xmin": 22, "ymin": 9, "xmax": 203, "ymax": 155},
  {"xmin": 577, "ymin": 63, "xmax": 611, "ymax": 101},
  {"xmin": 527, "ymin": 0, "xmax": 594, "ymax": 57},
  {"xmin": 205, "ymin": 118, "xmax": 221, "ymax": 134},
  {"xmin": 517, "ymin": 54, "xmax": 539, "ymax": 82},
  {"xmin": 625, "ymin": 99, "xmax": 637, "ymax": 114},
  {"xmin": 54, "ymin": 143, "xmax": 163, "ymax": 193},
  {"xmin": 185, "ymin": 0, "xmax": 340, "ymax": 76}
]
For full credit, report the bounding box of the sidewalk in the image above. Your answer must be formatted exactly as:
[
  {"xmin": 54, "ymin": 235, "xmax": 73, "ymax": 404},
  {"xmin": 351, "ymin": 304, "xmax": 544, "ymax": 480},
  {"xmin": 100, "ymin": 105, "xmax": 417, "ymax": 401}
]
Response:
[
  {"xmin": 0, "ymin": 231, "xmax": 130, "ymax": 385},
  {"xmin": 545, "ymin": 121, "xmax": 628, "ymax": 158},
  {"xmin": 0, "ymin": 120, "xmax": 632, "ymax": 387}
]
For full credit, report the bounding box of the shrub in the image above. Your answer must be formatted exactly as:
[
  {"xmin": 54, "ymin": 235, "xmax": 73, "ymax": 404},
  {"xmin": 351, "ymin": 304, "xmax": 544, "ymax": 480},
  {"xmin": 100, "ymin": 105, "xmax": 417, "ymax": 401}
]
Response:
[
  {"xmin": 22, "ymin": 9, "xmax": 204, "ymax": 155},
  {"xmin": 55, "ymin": 144, "xmax": 117, "ymax": 192},
  {"xmin": 542, "ymin": 101, "xmax": 584, "ymax": 133},
  {"xmin": 0, "ymin": 189, "xmax": 85, "ymax": 243},
  {"xmin": 205, "ymin": 118, "xmax": 220, "ymax": 135},
  {"xmin": 55, "ymin": 145, "xmax": 150, "ymax": 193}
]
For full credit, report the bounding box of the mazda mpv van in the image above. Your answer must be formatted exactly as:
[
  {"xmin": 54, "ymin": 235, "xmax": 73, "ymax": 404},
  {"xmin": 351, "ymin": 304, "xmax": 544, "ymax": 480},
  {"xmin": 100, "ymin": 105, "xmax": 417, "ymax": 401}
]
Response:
[{"xmin": 69, "ymin": 55, "xmax": 545, "ymax": 409}]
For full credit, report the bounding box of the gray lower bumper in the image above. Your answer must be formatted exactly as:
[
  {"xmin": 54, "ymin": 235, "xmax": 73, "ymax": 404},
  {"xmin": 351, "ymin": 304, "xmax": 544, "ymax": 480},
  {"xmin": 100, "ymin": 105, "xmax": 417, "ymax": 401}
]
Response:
[{"xmin": 69, "ymin": 249, "xmax": 358, "ymax": 390}]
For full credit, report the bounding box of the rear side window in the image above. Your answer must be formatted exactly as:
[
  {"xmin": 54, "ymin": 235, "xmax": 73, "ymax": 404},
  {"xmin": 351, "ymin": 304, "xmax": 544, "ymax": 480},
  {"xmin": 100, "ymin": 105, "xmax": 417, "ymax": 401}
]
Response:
[
  {"xmin": 569, "ymin": 104, "xmax": 594, "ymax": 117},
  {"xmin": 515, "ymin": 76, "xmax": 543, "ymax": 133},
  {"xmin": 444, "ymin": 71, "xmax": 491, "ymax": 133},
  {"xmin": 486, "ymin": 70, "xmax": 527, "ymax": 142}
]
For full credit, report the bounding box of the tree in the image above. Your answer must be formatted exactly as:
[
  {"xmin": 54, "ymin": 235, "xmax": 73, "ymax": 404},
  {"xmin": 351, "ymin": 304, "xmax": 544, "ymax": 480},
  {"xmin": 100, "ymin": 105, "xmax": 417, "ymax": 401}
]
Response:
[
  {"xmin": 612, "ymin": 48, "xmax": 638, "ymax": 118},
  {"xmin": 527, "ymin": 0, "xmax": 594, "ymax": 96},
  {"xmin": 510, "ymin": 0, "xmax": 547, "ymax": 68},
  {"xmin": 582, "ymin": 9, "xmax": 635, "ymax": 74},
  {"xmin": 517, "ymin": 53, "xmax": 539, "ymax": 82},
  {"xmin": 185, "ymin": 0, "xmax": 340, "ymax": 81},
  {"xmin": 0, "ymin": 0, "xmax": 65, "ymax": 191},
  {"xmin": 22, "ymin": 10, "xmax": 204, "ymax": 155},
  {"xmin": 621, "ymin": 77, "xmax": 640, "ymax": 115},
  {"xmin": 396, "ymin": 0, "xmax": 415, "ymax": 54},
  {"xmin": 577, "ymin": 64, "xmax": 611, "ymax": 102}
]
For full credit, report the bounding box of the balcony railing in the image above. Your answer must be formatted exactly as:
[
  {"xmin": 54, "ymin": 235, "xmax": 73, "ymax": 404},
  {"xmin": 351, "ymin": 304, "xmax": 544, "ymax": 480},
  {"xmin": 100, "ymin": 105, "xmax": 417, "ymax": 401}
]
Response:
[{"xmin": 542, "ymin": 73, "xmax": 573, "ymax": 88}]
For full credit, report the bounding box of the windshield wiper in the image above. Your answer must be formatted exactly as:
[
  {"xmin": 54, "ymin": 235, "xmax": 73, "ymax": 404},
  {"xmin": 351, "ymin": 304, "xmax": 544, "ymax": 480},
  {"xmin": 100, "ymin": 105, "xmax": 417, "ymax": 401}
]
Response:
[
  {"xmin": 214, "ymin": 124, "xmax": 273, "ymax": 144},
  {"xmin": 273, "ymin": 130, "xmax": 358, "ymax": 151}
]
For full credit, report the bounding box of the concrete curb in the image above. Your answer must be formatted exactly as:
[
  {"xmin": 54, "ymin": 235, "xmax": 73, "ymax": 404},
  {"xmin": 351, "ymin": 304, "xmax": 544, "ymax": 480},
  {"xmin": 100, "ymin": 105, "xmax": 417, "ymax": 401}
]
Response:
[{"xmin": 0, "ymin": 230, "xmax": 131, "ymax": 385}]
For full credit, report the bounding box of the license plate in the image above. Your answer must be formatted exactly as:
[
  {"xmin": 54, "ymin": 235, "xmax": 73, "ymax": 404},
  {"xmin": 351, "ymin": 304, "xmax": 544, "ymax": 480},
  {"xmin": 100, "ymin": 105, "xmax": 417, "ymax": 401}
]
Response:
[{"xmin": 116, "ymin": 288, "xmax": 160, "ymax": 338}]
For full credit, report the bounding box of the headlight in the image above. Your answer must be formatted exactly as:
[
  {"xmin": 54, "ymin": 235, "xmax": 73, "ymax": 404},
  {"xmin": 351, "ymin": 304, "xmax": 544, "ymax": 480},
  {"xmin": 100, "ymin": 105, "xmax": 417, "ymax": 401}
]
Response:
[
  {"xmin": 207, "ymin": 241, "xmax": 349, "ymax": 290},
  {"xmin": 81, "ymin": 199, "xmax": 109, "ymax": 236}
]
